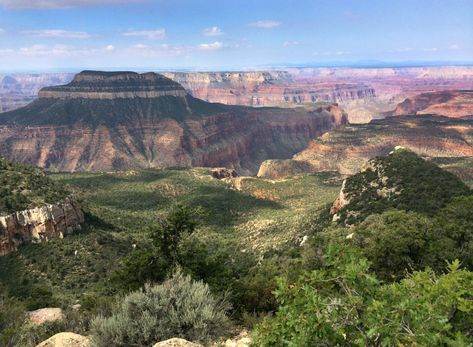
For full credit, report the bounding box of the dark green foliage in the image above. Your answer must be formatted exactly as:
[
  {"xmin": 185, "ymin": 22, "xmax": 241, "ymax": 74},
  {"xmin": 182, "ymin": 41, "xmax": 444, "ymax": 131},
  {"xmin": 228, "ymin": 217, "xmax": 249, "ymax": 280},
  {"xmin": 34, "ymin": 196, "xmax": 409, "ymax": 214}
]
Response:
[
  {"xmin": 111, "ymin": 204, "xmax": 203, "ymax": 291},
  {"xmin": 337, "ymin": 149, "xmax": 470, "ymax": 225},
  {"xmin": 0, "ymin": 230, "xmax": 134, "ymax": 300},
  {"xmin": 0, "ymin": 290, "xmax": 26, "ymax": 347},
  {"xmin": 110, "ymin": 248, "xmax": 168, "ymax": 292},
  {"xmin": 0, "ymin": 156, "xmax": 68, "ymax": 214},
  {"xmin": 253, "ymin": 244, "xmax": 473, "ymax": 346},
  {"xmin": 91, "ymin": 269, "xmax": 231, "ymax": 347},
  {"xmin": 310, "ymin": 206, "xmax": 473, "ymax": 281},
  {"xmin": 150, "ymin": 204, "xmax": 202, "ymax": 265}
]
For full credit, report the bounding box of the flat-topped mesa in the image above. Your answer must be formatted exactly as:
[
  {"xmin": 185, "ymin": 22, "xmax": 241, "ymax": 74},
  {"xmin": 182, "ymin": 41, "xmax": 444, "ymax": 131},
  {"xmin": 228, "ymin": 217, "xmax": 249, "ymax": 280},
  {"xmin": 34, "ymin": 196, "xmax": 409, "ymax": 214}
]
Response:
[{"xmin": 38, "ymin": 70, "xmax": 188, "ymax": 99}]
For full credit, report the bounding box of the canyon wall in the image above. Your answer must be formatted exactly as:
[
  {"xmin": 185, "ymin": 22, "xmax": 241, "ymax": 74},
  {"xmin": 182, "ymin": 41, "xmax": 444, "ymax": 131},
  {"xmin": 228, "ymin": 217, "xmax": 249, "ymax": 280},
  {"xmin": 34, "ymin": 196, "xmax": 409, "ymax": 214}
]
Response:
[
  {"xmin": 258, "ymin": 115, "xmax": 473, "ymax": 179},
  {"xmin": 2, "ymin": 67, "xmax": 472, "ymax": 124},
  {"xmin": 0, "ymin": 71, "xmax": 347, "ymax": 174},
  {"xmin": 0, "ymin": 197, "xmax": 84, "ymax": 255}
]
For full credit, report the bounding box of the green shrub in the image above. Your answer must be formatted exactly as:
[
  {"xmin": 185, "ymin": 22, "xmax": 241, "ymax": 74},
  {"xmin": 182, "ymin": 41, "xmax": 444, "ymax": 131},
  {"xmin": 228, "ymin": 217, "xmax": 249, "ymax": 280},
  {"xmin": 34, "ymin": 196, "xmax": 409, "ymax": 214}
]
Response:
[
  {"xmin": 91, "ymin": 269, "xmax": 232, "ymax": 347},
  {"xmin": 253, "ymin": 244, "xmax": 473, "ymax": 346}
]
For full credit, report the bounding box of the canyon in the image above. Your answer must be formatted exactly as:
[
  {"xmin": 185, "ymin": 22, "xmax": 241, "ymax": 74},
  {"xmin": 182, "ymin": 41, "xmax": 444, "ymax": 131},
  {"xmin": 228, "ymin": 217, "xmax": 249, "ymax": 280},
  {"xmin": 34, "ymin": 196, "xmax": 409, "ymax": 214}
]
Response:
[
  {"xmin": 2, "ymin": 66, "xmax": 472, "ymax": 124},
  {"xmin": 258, "ymin": 115, "xmax": 473, "ymax": 180},
  {"xmin": 0, "ymin": 71, "xmax": 346, "ymax": 174}
]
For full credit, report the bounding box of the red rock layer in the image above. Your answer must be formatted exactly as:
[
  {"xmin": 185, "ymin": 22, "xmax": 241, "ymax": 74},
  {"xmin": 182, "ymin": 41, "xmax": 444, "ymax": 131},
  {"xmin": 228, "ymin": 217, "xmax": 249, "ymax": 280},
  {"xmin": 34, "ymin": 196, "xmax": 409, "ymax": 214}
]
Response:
[{"xmin": 0, "ymin": 105, "xmax": 346, "ymax": 174}]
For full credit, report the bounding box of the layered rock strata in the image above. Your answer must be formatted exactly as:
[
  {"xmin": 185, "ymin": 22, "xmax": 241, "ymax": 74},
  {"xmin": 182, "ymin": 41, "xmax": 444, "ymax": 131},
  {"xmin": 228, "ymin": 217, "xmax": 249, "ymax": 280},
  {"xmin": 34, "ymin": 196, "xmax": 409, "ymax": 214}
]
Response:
[
  {"xmin": 0, "ymin": 71, "xmax": 347, "ymax": 174},
  {"xmin": 0, "ymin": 197, "xmax": 84, "ymax": 255}
]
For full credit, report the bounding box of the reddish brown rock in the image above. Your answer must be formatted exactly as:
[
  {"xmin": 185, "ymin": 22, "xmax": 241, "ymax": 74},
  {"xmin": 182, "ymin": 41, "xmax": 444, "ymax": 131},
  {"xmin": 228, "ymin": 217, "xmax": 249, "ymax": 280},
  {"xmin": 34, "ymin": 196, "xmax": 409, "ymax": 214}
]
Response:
[
  {"xmin": 390, "ymin": 90, "xmax": 473, "ymax": 118},
  {"xmin": 0, "ymin": 71, "xmax": 347, "ymax": 175}
]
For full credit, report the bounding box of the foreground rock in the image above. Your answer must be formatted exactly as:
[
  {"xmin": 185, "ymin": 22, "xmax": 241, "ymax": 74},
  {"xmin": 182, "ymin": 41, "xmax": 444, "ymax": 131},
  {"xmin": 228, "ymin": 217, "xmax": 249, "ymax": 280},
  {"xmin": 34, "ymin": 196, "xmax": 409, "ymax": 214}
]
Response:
[
  {"xmin": 0, "ymin": 197, "xmax": 84, "ymax": 255},
  {"xmin": 35, "ymin": 333, "xmax": 90, "ymax": 347},
  {"xmin": 0, "ymin": 70, "xmax": 346, "ymax": 174},
  {"xmin": 28, "ymin": 308, "xmax": 64, "ymax": 325},
  {"xmin": 152, "ymin": 338, "xmax": 203, "ymax": 347}
]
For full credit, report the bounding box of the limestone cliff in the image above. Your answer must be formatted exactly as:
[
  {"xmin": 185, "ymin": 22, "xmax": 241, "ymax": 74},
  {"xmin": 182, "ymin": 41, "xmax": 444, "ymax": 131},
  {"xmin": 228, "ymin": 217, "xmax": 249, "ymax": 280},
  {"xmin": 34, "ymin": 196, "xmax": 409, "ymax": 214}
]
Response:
[{"xmin": 0, "ymin": 197, "xmax": 84, "ymax": 255}]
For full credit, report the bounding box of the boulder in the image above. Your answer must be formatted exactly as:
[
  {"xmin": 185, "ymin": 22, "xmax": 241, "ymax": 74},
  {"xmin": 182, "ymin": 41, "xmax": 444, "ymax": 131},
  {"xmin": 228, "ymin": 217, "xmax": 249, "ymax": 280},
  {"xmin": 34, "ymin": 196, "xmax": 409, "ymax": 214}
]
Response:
[
  {"xmin": 35, "ymin": 333, "xmax": 90, "ymax": 347},
  {"xmin": 28, "ymin": 308, "xmax": 64, "ymax": 325},
  {"xmin": 152, "ymin": 338, "xmax": 203, "ymax": 347}
]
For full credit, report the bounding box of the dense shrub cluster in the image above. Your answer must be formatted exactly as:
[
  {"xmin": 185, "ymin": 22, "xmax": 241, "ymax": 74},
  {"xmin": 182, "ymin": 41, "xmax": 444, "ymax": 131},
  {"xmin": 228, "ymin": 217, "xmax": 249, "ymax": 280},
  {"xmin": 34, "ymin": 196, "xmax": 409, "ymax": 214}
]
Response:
[
  {"xmin": 254, "ymin": 244, "xmax": 473, "ymax": 346},
  {"xmin": 337, "ymin": 149, "xmax": 470, "ymax": 224}
]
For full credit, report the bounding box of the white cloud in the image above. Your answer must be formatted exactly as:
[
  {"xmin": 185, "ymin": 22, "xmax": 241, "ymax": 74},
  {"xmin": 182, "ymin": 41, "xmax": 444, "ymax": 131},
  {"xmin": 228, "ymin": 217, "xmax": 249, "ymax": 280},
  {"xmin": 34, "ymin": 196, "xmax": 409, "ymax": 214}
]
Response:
[
  {"xmin": 449, "ymin": 44, "xmax": 460, "ymax": 50},
  {"xmin": 122, "ymin": 29, "xmax": 166, "ymax": 40},
  {"xmin": 423, "ymin": 47, "xmax": 438, "ymax": 52},
  {"xmin": 21, "ymin": 29, "xmax": 90, "ymax": 39},
  {"xmin": 389, "ymin": 47, "xmax": 413, "ymax": 53},
  {"xmin": 313, "ymin": 50, "xmax": 351, "ymax": 56},
  {"xmin": 0, "ymin": 28, "xmax": 5, "ymax": 34},
  {"xmin": 0, "ymin": 44, "xmax": 115, "ymax": 57},
  {"xmin": 133, "ymin": 43, "xmax": 149, "ymax": 49},
  {"xmin": 198, "ymin": 41, "xmax": 223, "ymax": 50},
  {"xmin": 203, "ymin": 26, "xmax": 224, "ymax": 37},
  {"xmin": 0, "ymin": 0, "xmax": 143, "ymax": 9},
  {"xmin": 248, "ymin": 20, "xmax": 281, "ymax": 29},
  {"xmin": 283, "ymin": 41, "xmax": 301, "ymax": 47}
]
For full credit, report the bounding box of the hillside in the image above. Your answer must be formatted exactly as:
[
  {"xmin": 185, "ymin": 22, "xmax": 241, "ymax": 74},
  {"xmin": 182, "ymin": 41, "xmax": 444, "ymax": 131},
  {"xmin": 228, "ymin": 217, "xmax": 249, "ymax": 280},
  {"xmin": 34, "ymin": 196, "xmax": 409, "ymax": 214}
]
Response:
[
  {"xmin": 0, "ymin": 71, "xmax": 346, "ymax": 174},
  {"xmin": 330, "ymin": 148, "xmax": 471, "ymax": 225},
  {"xmin": 0, "ymin": 156, "xmax": 68, "ymax": 215}
]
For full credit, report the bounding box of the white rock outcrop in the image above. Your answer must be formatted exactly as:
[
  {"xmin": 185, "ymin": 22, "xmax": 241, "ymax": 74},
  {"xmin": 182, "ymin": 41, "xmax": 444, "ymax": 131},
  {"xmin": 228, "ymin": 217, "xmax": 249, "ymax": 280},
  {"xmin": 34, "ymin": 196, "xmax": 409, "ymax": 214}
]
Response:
[{"xmin": 0, "ymin": 197, "xmax": 84, "ymax": 255}]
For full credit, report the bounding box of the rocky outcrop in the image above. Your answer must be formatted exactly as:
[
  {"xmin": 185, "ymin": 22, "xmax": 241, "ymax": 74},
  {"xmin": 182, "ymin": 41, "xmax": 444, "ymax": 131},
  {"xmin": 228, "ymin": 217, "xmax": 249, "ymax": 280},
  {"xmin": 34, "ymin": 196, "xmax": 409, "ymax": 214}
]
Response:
[
  {"xmin": 0, "ymin": 71, "xmax": 347, "ymax": 175},
  {"xmin": 0, "ymin": 197, "xmax": 84, "ymax": 255},
  {"xmin": 257, "ymin": 159, "xmax": 312, "ymax": 179},
  {"xmin": 35, "ymin": 333, "xmax": 90, "ymax": 347},
  {"xmin": 28, "ymin": 308, "xmax": 64, "ymax": 325},
  {"xmin": 390, "ymin": 90, "xmax": 473, "ymax": 118}
]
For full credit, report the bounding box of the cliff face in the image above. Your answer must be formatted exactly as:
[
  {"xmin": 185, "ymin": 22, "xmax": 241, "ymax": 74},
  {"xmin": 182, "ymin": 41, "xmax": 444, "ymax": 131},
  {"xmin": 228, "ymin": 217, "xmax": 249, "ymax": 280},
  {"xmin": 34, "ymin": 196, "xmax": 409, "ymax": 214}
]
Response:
[
  {"xmin": 0, "ymin": 73, "xmax": 73, "ymax": 112},
  {"xmin": 257, "ymin": 115, "xmax": 473, "ymax": 179},
  {"xmin": 0, "ymin": 197, "xmax": 84, "ymax": 255},
  {"xmin": 163, "ymin": 71, "xmax": 376, "ymax": 123},
  {"xmin": 0, "ymin": 71, "xmax": 347, "ymax": 174},
  {"xmin": 390, "ymin": 90, "xmax": 473, "ymax": 118}
]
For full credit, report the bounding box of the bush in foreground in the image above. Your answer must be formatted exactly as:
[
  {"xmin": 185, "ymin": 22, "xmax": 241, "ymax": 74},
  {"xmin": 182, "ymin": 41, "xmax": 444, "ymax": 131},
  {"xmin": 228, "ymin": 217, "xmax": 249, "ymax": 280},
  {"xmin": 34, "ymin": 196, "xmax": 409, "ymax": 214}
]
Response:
[
  {"xmin": 91, "ymin": 269, "xmax": 231, "ymax": 347},
  {"xmin": 253, "ymin": 244, "xmax": 473, "ymax": 346}
]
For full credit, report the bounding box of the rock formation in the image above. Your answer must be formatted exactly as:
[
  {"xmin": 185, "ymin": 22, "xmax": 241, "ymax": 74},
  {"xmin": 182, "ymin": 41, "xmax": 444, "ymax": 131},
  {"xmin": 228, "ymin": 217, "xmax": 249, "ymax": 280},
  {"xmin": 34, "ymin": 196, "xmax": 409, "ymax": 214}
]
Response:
[
  {"xmin": 28, "ymin": 308, "xmax": 65, "ymax": 325},
  {"xmin": 35, "ymin": 332, "xmax": 90, "ymax": 347},
  {"xmin": 0, "ymin": 71, "xmax": 347, "ymax": 174},
  {"xmin": 0, "ymin": 197, "xmax": 84, "ymax": 255},
  {"xmin": 257, "ymin": 115, "xmax": 473, "ymax": 179},
  {"xmin": 389, "ymin": 90, "xmax": 473, "ymax": 118},
  {"xmin": 0, "ymin": 73, "xmax": 73, "ymax": 112},
  {"xmin": 152, "ymin": 338, "xmax": 203, "ymax": 347}
]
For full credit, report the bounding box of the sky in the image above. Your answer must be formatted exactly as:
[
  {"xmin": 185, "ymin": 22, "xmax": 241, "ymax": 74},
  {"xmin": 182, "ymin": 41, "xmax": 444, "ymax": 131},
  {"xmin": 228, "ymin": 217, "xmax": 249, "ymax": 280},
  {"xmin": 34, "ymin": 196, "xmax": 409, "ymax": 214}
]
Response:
[{"xmin": 0, "ymin": 0, "xmax": 472, "ymax": 71}]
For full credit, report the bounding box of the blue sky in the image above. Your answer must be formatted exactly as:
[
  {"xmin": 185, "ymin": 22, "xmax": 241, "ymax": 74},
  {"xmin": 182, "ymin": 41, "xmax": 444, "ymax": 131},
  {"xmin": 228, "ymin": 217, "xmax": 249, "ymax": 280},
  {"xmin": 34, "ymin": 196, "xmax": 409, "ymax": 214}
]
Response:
[{"xmin": 0, "ymin": 0, "xmax": 472, "ymax": 71}]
